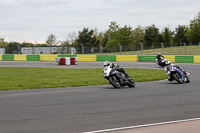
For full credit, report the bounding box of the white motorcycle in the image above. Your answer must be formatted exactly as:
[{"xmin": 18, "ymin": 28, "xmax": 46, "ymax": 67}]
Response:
[{"xmin": 103, "ymin": 65, "xmax": 135, "ymax": 88}]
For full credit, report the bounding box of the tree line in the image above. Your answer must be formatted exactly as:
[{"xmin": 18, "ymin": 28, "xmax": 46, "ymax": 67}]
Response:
[{"xmin": 1, "ymin": 12, "xmax": 200, "ymax": 54}]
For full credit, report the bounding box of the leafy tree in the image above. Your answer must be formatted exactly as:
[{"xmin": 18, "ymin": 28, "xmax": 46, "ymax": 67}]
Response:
[
  {"xmin": 95, "ymin": 31, "xmax": 109, "ymax": 47},
  {"xmin": 119, "ymin": 25, "xmax": 133, "ymax": 48},
  {"xmin": 106, "ymin": 22, "xmax": 134, "ymax": 51},
  {"xmin": 21, "ymin": 42, "xmax": 34, "ymax": 47},
  {"xmin": 76, "ymin": 28, "xmax": 96, "ymax": 46},
  {"xmin": 157, "ymin": 33, "xmax": 164, "ymax": 45},
  {"xmin": 75, "ymin": 27, "xmax": 97, "ymax": 53},
  {"xmin": 185, "ymin": 12, "xmax": 200, "ymax": 44},
  {"xmin": 63, "ymin": 32, "xmax": 78, "ymax": 46},
  {"xmin": 106, "ymin": 21, "xmax": 121, "ymax": 47},
  {"xmin": 46, "ymin": 34, "xmax": 58, "ymax": 46},
  {"xmin": 162, "ymin": 27, "xmax": 173, "ymax": 47},
  {"xmin": 7, "ymin": 42, "xmax": 20, "ymax": 54},
  {"xmin": 173, "ymin": 25, "xmax": 188, "ymax": 46},
  {"xmin": 131, "ymin": 25, "xmax": 145, "ymax": 49},
  {"xmin": 35, "ymin": 44, "xmax": 48, "ymax": 47},
  {"xmin": 145, "ymin": 24, "xmax": 159, "ymax": 47}
]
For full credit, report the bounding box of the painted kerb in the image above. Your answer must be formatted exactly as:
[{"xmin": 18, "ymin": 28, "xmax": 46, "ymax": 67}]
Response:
[
  {"xmin": 96, "ymin": 55, "xmax": 116, "ymax": 62},
  {"xmin": 77, "ymin": 55, "xmax": 96, "ymax": 61},
  {"xmin": 14, "ymin": 55, "xmax": 27, "ymax": 61},
  {"xmin": 2, "ymin": 54, "xmax": 14, "ymax": 61},
  {"xmin": 175, "ymin": 56, "xmax": 193, "ymax": 63},
  {"xmin": 116, "ymin": 55, "xmax": 137, "ymax": 62},
  {"xmin": 39, "ymin": 54, "xmax": 58, "ymax": 61},
  {"xmin": 139, "ymin": 55, "xmax": 157, "ymax": 62},
  {"xmin": 194, "ymin": 56, "xmax": 200, "ymax": 63},
  {"xmin": 27, "ymin": 55, "xmax": 40, "ymax": 61},
  {"xmin": 58, "ymin": 54, "xmax": 77, "ymax": 57},
  {"xmin": 164, "ymin": 55, "xmax": 175, "ymax": 63}
]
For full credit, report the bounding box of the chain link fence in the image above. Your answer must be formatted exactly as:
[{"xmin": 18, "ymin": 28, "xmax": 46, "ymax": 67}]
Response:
[{"xmin": 1, "ymin": 43, "xmax": 200, "ymax": 55}]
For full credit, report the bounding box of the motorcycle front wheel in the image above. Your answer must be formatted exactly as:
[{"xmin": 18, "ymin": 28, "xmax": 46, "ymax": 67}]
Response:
[
  {"xmin": 127, "ymin": 77, "xmax": 135, "ymax": 88},
  {"xmin": 172, "ymin": 73, "xmax": 183, "ymax": 84},
  {"xmin": 109, "ymin": 76, "xmax": 121, "ymax": 88}
]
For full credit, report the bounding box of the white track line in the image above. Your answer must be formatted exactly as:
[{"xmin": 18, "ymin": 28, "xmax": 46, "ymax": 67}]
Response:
[{"xmin": 84, "ymin": 117, "xmax": 200, "ymax": 133}]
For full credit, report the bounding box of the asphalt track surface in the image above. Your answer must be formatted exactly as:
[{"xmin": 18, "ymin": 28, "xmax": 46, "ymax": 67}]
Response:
[{"xmin": 0, "ymin": 61, "xmax": 200, "ymax": 133}]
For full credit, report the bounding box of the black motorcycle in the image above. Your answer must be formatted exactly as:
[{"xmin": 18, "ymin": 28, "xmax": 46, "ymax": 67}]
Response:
[
  {"xmin": 156, "ymin": 57, "xmax": 167, "ymax": 67},
  {"xmin": 103, "ymin": 65, "xmax": 135, "ymax": 88}
]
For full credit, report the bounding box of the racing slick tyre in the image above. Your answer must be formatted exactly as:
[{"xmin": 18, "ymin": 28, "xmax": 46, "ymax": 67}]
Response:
[
  {"xmin": 127, "ymin": 77, "xmax": 135, "ymax": 88},
  {"xmin": 172, "ymin": 73, "xmax": 183, "ymax": 84}
]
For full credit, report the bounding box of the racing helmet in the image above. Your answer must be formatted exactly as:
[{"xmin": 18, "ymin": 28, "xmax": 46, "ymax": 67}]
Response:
[
  {"xmin": 104, "ymin": 61, "xmax": 110, "ymax": 67},
  {"xmin": 165, "ymin": 61, "xmax": 171, "ymax": 66},
  {"xmin": 157, "ymin": 53, "xmax": 161, "ymax": 56}
]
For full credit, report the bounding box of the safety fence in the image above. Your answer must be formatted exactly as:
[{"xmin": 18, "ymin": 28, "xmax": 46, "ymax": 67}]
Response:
[{"xmin": 0, "ymin": 54, "xmax": 200, "ymax": 63}]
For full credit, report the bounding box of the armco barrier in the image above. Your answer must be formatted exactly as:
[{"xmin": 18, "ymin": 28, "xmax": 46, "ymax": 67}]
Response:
[
  {"xmin": 0, "ymin": 55, "xmax": 2, "ymax": 61},
  {"xmin": 39, "ymin": 54, "xmax": 58, "ymax": 61},
  {"xmin": 2, "ymin": 54, "xmax": 14, "ymax": 61},
  {"xmin": 139, "ymin": 55, "xmax": 156, "ymax": 62},
  {"xmin": 164, "ymin": 55, "xmax": 175, "ymax": 62},
  {"xmin": 77, "ymin": 55, "xmax": 96, "ymax": 61},
  {"xmin": 96, "ymin": 55, "xmax": 116, "ymax": 62},
  {"xmin": 175, "ymin": 56, "xmax": 193, "ymax": 63},
  {"xmin": 58, "ymin": 54, "xmax": 77, "ymax": 57},
  {"xmin": 193, "ymin": 56, "xmax": 200, "ymax": 63},
  {"xmin": 27, "ymin": 55, "xmax": 40, "ymax": 61},
  {"xmin": 14, "ymin": 55, "xmax": 26, "ymax": 61},
  {"xmin": 116, "ymin": 55, "xmax": 137, "ymax": 62}
]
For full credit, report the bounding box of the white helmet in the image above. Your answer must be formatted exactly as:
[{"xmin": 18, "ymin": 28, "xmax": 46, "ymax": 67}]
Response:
[
  {"xmin": 104, "ymin": 61, "xmax": 110, "ymax": 67},
  {"xmin": 165, "ymin": 61, "xmax": 171, "ymax": 66}
]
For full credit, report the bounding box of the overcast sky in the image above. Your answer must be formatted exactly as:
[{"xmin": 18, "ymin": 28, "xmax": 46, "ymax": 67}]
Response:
[{"xmin": 0, "ymin": 0, "xmax": 199, "ymax": 44}]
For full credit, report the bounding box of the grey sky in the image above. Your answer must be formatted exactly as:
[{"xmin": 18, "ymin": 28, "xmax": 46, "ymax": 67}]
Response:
[{"xmin": 0, "ymin": 0, "xmax": 199, "ymax": 43}]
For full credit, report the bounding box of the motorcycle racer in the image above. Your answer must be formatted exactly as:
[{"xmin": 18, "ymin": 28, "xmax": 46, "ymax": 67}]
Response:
[
  {"xmin": 104, "ymin": 61, "xmax": 129, "ymax": 85},
  {"xmin": 156, "ymin": 53, "xmax": 165, "ymax": 62},
  {"xmin": 104, "ymin": 61, "xmax": 128, "ymax": 77},
  {"xmin": 164, "ymin": 61, "xmax": 188, "ymax": 82}
]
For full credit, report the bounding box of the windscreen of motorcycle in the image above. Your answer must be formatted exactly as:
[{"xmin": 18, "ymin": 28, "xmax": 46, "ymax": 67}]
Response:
[{"xmin": 104, "ymin": 66, "xmax": 111, "ymax": 77}]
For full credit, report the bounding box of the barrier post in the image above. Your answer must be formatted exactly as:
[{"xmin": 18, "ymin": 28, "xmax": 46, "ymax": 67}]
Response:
[
  {"xmin": 119, "ymin": 43, "xmax": 122, "ymax": 55},
  {"xmin": 161, "ymin": 43, "xmax": 164, "ymax": 55},
  {"xmin": 140, "ymin": 43, "xmax": 143, "ymax": 55},
  {"xmin": 183, "ymin": 43, "xmax": 187, "ymax": 55},
  {"xmin": 81, "ymin": 44, "xmax": 84, "ymax": 54}
]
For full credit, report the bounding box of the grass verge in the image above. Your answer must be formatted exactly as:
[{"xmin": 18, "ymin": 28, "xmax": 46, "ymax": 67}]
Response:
[{"xmin": 0, "ymin": 67, "xmax": 167, "ymax": 90}]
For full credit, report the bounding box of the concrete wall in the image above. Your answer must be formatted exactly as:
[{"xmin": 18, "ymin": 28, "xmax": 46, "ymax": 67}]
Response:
[{"xmin": 0, "ymin": 48, "xmax": 5, "ymax": 54}]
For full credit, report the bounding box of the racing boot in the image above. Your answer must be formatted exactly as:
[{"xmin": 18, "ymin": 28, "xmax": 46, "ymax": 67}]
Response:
[{"xmin": 168, "ymin": 77, "xmax": 173, "ymax": 81}]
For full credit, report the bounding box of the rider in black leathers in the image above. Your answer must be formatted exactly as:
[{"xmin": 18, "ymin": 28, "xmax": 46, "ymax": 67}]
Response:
[{"xmin": 157, "ymin": 53, "xmax": 165, "ymax": 62}]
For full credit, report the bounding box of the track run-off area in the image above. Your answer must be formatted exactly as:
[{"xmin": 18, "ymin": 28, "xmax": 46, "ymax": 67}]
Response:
[{"xmin": 0, "ymin": 61, "xmax": 200, "ymax": 133}]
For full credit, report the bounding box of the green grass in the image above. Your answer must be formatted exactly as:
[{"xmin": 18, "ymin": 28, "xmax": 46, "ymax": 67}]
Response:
[
  {"xmin": 0, "ymin": 67, "xmax": 167, "ymax": 90},
  {"xmin": 95, "ymin": 45, "xmax": 200, "ymax": 55}
]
